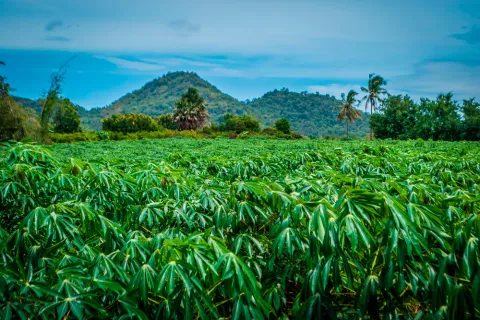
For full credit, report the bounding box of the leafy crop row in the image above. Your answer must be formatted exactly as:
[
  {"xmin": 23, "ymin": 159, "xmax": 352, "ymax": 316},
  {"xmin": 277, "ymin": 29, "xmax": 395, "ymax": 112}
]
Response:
[{"xmin": 0, "ymin": 139, "xmax": 479, "ymax": 319}]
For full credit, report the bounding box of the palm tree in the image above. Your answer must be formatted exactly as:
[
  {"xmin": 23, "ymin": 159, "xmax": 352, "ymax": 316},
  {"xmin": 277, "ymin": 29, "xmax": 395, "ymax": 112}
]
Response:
[
  {"xmin": 337, "ymin": 90, "xmax": 362, "ymax": 137},
  {"xmin": 361, "ymin": 74, "xmax": 388, "ymax": 140},
  {"xmin": 173, "ymin": 87, "xmax": 210, "ymax": 130}
]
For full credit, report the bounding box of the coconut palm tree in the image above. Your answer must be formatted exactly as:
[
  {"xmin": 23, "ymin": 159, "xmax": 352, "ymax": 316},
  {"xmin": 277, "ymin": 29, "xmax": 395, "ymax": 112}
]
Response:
[
  {"xmin": 361, "ymin": 74, "xmax": 389, "ymax": 140},
  {"xmin": 337, "ymin": 90, "xmax": 362, "ymax": 137},
  {"xmin": 173, "ymin": 87, "xmax": 210, "ymax": 130}
]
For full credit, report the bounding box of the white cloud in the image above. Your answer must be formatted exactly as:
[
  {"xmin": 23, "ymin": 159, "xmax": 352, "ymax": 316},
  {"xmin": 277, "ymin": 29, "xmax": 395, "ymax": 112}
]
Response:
[{"xmin": 95, "ymin": 56, "xmax": 166, "ymax": 71}]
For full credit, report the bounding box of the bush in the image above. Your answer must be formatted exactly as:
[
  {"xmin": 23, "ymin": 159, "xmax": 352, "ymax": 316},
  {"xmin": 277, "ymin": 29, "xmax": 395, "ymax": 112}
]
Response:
[
  {"xmin": 157, "ymin": 114, "xmax": 177, "ymax": 130},
  {"xmin": 219, "ymin": 114, "xmax": 261, "ymax": 133},
  {"xmin": 262, "ymin": 127, "xmax": 278, "ymax": 136},
  {"xmin": 102, "ymin": 114, "xmax": 159, "ymax": 133},
  {"xmin": 275, "ymin": 118, "xmax": 291, "ymax": 134}
]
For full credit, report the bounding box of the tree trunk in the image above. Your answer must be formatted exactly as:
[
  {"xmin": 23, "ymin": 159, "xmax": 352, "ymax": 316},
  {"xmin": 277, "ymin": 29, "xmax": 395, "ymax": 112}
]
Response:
[
  {"xmin": 370, "ymin": 104, "xmax": 373, "ymax": 140},
  {"xmin": 346, "ymin": 121, "xmax": 349, "ymax": 137}
]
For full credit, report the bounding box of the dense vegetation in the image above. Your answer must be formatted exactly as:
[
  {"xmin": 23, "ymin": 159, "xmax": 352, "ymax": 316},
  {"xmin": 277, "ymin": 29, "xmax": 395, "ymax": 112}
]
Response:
[
  {"xmin": 53, "ymin": 99, "xmax": 82, "ymax": 134},
  {"xmin": 1, "ymin": 138, "xmax": 478, "ymax": 319},
  {"xmin": 218, "ymin": 114, "xmax": 261, "ymax": 133},
  {"xmin": 102, "ymin": 114, "xmax": 161, "ymax": 134},
  {"xmin": 172, "ymin": 87, "xmax": 210, "ymax": 130},
  {"xmin": 0, "ymin": 62, "xmax": 40, "ymax": 141},
  {"xmin": 371, "ymin": 94, "xmax": 480, "ymax": 140}
]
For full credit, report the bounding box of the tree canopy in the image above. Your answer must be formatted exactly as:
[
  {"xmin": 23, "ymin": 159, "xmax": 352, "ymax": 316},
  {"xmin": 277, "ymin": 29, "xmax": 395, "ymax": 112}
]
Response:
[
  {"xmin": 275, "ymin": 118, "xmax": 291, "ymax": 134},
  {"xmin": 361, "ymin": 74, "xmax": 389, "ymax": 140},
  {"xmin": 53, "ymin": 98, "xmax": 82, "ymax": 133},
  {"xmin": 337, "ymin": 90, "xmax": 362, "ymax": 137},
  {"xmin": 173, "ymin": 87, "xmax": 210, "ymax": 130}
]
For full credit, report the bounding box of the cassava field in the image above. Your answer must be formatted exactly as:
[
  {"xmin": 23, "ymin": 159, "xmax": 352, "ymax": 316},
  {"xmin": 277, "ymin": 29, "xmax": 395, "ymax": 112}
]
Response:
[{"xmin": 1, "ymin": 138, "xmax": 479, "ymax": 319}]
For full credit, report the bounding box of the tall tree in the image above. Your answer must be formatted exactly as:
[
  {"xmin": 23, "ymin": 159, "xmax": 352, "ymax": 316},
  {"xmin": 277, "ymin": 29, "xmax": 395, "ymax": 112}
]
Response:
[
  {"xmin": 40, "ymin": 68, "xmax": 65, "ymax": 143},
  {"xmin": 40, "ymin": 58, "xmax": 75, "ymax": 143},
  {"xmin": 337, "ymin": 90, "xmax": 362, "ymax": 137},
  {"xmin": 370, "ymin": 95, "xmax": 417, "ymax": 139},
  {"xmin": 275, "ymin": 118, "xmax": 291, "ymax": 134},
  {"xmin": 462, "ymin": 98, "xmax": 480, "ymax": 140},
  {"xmin": 173, "ymin": 87, "xmax": 210, "ymax": 130},
  {"xmin": 412, "ymin": 93, "xmax": 462, "ymax": 141},
  {"xmin": 53, "ymin": 98, "xmax": 82, "ymax": 133},
  {"xmin": 361, "ymin": 74, "xmax": 389, "ymax": 140},
  {"xmin": 0, "ymin": 62, "xmax": 28, "ymax": 141}
]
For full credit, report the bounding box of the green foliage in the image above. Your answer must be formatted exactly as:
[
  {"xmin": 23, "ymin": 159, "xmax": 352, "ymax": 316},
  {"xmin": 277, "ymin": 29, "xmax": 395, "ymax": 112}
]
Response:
[
  {"xmin": 462, "ymin": 98, "xmax": 480, "ymax": 140},
  {"xmin": 361, "ymin": 74, "xmax": 389, "ymax": 140},
  {"xmin": 53, "ymin": 98, "xmax": 82, "ymax": 133},
  {"xmin": 219, "ymin": 113, "xmax": 260, "ymax": 133},
  {"xmin": 371, "ymin": 94, "xmax": 474, "ymax": 141},
  {"xmin": 173, "ymin": 87, "xmax": 210, "ymax": 130},
  {"xmin": 1, "ymin": 139, "xmax": 479, "ymax": 319},
  {"xmin": 275, "ymin": 118, "xmax": 291, "ymax": 134},
  {"xmin": 248, "ymin": 88, "xmax": 370, "ymax": 137},
  {"xmin": 102, "ymin": 113, "xmax": 160, "ymax": 133},
  {"xmin": 370, "ymin": 95, "xmax": 417, "ymax": 140},
  {"xmin": 157, "ymin": 114, "xmax": 177, "ymax": 130},
  {"xmin": 413, "ymin": 93, "xmax": 461, "ymax": 140},
  {"xmin": 40, "ymin": 66, "xmax": 67, "ymax": 144},
  {"xmin": 12, "ymin": 96, "xmax": 44, "ymax": 114},
  {"xmin": 337, "ymin": 90, "xmax": 362, "ymax": 136},
  {"xmin": 50, "ymin": 131, "xmax": 100, "ymax": 143},
  {"xmin": 0, "ymin": 63, "xmax": 38, "ymax": 141}
]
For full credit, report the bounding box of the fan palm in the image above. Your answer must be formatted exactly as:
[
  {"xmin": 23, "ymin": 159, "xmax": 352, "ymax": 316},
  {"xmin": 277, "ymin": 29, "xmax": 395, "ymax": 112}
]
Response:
[
  {"xmin": 361, "ymin": 74, "xmax": 388, "ymax": 140},
  {"xmin": 173, "ymin": 87, "xmax": 210, "ymax": 130},
  {"xmin": 337, "ymin": 90, "xmax": 362, "ymax": 137}
]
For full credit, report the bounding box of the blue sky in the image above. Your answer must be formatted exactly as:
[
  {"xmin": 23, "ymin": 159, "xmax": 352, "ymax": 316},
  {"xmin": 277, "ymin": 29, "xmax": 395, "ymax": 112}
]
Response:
[{"xmin": 1, "ymin": 0, "xmax": 479, "ymax": 109}]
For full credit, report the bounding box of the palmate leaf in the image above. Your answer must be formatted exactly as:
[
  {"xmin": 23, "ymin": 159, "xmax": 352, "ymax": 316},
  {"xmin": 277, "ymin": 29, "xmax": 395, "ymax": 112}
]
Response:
[
  {"xmin": 128, "ymin": 263, "xmax": 156, "ymax": 304},
  {"xmin": 2, "ymin": 140, "xmax": 480, "ymax": 319},
  {"xmin": 272, "ymin": 224, "xmax": 305, "ymax": 257}
]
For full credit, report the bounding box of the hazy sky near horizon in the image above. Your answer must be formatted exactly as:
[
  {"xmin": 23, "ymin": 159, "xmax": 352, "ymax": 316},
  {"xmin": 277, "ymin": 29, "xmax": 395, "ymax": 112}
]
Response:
[{"xmin": 1, "ymin": 0, "xmax": 479, "ymax": 109}]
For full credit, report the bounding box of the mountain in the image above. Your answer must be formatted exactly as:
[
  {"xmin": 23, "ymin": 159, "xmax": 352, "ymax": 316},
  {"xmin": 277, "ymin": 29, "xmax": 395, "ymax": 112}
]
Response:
[
  {"xmin": 82, "ymin": 72, "xmax": 250, "ymax": 130},
  {"xmin": 248, "ymin": 89, "xmax": 370, "ymax": 137},
  {"xmin": 14, "ymin": 72, "xmax": 369, "ymax": 137}
]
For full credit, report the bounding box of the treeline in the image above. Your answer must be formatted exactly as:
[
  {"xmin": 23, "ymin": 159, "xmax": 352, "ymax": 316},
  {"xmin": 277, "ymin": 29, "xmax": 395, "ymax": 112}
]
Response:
[
  {"xmin": 337, "ymin": 74, "xmax": 480, "ymax": 141},
  {"xmin": 100, "ymin": 113, "xmax": 299, "ymax": 138},
  {"xmin": 3, "ymin": 61, "xmax": 480, "ymax": 143},
  {"xmin": 370, "ymin": 93, "xmax": 480, "ymax": 140}
]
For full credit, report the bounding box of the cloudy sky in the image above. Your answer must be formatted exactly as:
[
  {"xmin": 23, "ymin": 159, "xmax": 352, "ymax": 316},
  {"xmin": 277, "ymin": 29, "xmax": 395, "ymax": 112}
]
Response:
[{"xmin": 1, "ymin": 0, "xmax": 479, "ymax": 109}]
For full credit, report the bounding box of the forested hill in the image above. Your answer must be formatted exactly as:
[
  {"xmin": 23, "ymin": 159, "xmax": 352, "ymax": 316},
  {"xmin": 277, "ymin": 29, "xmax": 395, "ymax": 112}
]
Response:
[
  {"xmin": 248, "ymin": 89, "xmax": 369, "ymax": 137},
  {"xmin": 14, "ymin": 72, "xmax": 369, "ymax": 137},
  {"xmin": 81, "ymin": 72, "xmax": 250, "ymax": 130}
]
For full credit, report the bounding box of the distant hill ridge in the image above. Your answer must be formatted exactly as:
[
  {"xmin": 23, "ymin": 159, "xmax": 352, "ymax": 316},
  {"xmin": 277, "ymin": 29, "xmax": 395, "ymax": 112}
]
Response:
[{"xmin": 14, "ymin": 71, "xmax": 369, "ymax": 137}]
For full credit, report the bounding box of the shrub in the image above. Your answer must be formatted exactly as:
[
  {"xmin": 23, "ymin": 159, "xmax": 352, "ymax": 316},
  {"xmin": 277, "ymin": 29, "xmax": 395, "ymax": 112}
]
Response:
[
  {"xmin": 102, "ymin": 113, "xmax": 159, "ymax": 133},
  {"xmin": 219, "ymin": 114, "xmax": 261, "ymax": 133},
  {"xmin": 262, "ymin": 127, "xmax": 278, "ymax": 136},
  {"xmin": 157, "ymin": 114, "xmax": 177, "ymax": 130},
  {"xmin": 275, "ymin": 118, "xmax": 291, "ymax": 134}
]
